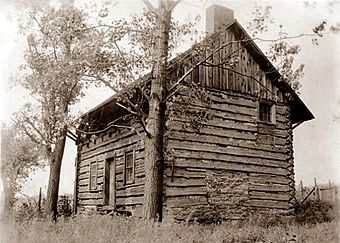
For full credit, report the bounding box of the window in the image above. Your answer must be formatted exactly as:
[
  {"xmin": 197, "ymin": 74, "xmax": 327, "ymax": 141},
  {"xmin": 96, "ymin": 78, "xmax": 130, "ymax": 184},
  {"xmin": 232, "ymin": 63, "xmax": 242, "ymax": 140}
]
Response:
[
  {"xmin": 124, "ymin": 151, "xmax": 135, "ymax": 184},
  {"xmin": 259, "ymin": 101, "xmax": 274, "ymax": 123},
  {"xmin": 89, "ymin": 161, "xmax": 97, "ymax": 191}
]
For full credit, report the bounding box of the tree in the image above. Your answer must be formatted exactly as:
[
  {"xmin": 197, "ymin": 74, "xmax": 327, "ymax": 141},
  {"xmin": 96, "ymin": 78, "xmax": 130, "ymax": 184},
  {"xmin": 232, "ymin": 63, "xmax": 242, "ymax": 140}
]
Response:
[
  {"xmin": 246, "ymin": 3, "xmax": 338, "ymax": 93},
  {"xmin": 75, "ymin": 0, "xmax": 191, "ymax": 222},
  {"xmin": 0, "ymin": 123, "xmax": 42, "ymax": 218},
  {"xmin": 14, "ymin": 3, "xmax": 107, "ymax": 219}
]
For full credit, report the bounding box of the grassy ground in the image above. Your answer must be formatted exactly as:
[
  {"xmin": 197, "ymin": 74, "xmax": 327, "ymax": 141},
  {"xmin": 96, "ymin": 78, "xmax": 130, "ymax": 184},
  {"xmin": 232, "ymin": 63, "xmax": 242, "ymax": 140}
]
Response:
[{"xmin": 1, "ymin": 215, "xmax": 339, "ymax": 243}]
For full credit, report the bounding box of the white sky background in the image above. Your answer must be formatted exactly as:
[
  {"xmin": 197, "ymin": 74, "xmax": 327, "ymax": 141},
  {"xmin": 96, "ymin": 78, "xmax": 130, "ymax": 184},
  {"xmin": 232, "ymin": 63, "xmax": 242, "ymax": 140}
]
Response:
[{"xmin": 0, "ymin": 0, "xmax": 339, "ymax": 196}]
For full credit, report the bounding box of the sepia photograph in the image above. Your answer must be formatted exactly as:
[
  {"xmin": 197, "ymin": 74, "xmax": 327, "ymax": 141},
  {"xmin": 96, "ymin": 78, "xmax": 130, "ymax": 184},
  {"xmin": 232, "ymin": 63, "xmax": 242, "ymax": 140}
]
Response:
[{"xmin": 0, "ymin": 0, "xmax": 339, "ymax": 242}]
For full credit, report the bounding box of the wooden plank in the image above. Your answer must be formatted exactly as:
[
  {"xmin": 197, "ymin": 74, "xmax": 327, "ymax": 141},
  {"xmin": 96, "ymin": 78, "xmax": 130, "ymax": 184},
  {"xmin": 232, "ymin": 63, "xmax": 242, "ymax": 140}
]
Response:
[
  {"xmin": 228, "ymin": 32, "xmax": 234, "ymax": 90},
  {"xmin": 220, "ymin": 32, "xmax": 226, "ymax": 90},
  {"xmin": 199, "ymin": 59, "xmax": 206, "ymax": 86},
  {"xmin": 213, "ymin": 37, "xmax": 220, "ymax": 89}
]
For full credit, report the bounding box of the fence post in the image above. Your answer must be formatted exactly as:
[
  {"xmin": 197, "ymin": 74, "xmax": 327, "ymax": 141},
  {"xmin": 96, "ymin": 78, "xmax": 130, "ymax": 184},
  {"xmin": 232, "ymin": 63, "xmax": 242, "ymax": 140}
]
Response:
[
  {"xmin": 314, "ymin": 177, "xmax": 320, "ymax": 200},
  {"xmin": 300, "ymin": 180, "xmax": 304, "ymax": 199},
  {"xmin": 38, "ymin": 187, "xmax": 42, "ymax": 213}
]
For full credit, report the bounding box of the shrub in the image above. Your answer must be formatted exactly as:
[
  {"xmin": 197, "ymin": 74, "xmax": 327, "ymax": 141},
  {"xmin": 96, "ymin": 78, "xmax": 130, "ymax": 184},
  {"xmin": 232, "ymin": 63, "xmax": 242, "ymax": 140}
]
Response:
[
  {"xmin": 57, "ymin": 195, "xmax": 72, "ymax": 218},
  {"xmin": 294, "ymin": 199, "xmax": 334, "ymax": 224}
]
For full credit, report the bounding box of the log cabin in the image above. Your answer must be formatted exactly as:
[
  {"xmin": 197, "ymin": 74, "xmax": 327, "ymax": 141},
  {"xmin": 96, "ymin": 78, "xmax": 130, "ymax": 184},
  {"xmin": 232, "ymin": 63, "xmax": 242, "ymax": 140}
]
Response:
[{"xmin": 74, "ymin": 5, "xmax": 314, "ymax": 222}]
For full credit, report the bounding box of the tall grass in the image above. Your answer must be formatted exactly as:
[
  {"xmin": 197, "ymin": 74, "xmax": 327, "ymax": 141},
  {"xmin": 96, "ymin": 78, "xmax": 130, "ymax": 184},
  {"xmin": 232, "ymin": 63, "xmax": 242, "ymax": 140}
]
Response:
[{"xmin": 1, "ymin": 214, "xmax": 338, "ymax": 243}]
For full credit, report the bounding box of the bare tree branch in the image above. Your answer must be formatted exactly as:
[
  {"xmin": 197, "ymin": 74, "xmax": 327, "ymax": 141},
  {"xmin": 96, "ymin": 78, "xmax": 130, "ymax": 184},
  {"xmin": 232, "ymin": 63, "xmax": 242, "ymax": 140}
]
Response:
[
  {"xmin": 20, "ymin": 112, "xmax": 48, "ymax": 144},
  {"xmin": 113, "ymin": 40, "xmax": 150, "ymax": 100},
  {"xmin": 142, "ymin": 0, "xmax": 158, "ymax": 16},
  {"xmin": 167, "ymin": 0, "xmax": 181, "ymax": 12}
]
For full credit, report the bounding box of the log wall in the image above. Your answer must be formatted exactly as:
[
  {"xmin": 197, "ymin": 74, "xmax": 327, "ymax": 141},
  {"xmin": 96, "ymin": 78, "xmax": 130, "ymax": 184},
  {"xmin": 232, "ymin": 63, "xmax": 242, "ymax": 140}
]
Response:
[
  {"xmin": 163, "ymin": 88, "xmax": 294, "ymax": 222},
  {"xmin": 76, "ymin": 117, "xmax": 145, "ymax": 215},
  {"xmin": 76, "ymin": 25, "xmax": 296, "ymax": 220}
]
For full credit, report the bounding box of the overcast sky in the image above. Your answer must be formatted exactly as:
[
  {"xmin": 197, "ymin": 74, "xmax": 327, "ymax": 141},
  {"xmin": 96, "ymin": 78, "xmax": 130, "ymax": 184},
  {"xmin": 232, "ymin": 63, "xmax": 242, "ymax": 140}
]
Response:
[{"xmin": 1, "ymin": 0, "xmax": 339, "ymax": 196}]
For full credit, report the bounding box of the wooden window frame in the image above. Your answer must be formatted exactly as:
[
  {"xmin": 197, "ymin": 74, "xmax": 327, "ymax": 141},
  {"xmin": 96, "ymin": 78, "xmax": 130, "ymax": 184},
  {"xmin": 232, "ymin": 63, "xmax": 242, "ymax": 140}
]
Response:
[
  {"xmin": 89, "ymin": 159, "xmax": 98, "ymax": 191},
  {"xmin": 258, "ymin": 100, "xmax": 276, "ymax": 124},
  {"xmin": 123, "ymin": 150, "xmax": 135, "ymax": 185}
]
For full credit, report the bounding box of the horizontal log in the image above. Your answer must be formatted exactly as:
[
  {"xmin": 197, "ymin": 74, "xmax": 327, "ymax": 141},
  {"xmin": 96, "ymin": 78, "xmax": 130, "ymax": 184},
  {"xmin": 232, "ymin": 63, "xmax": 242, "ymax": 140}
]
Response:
[
  {"xmin": 247, "ymin": 199, "xmax": 289, "ymax": 209},
  {"xmin": 116, "ymin": 179, "xmax": 144, "ymax": 190},
  {"xmin": 81, "ymin": 138, "xmax": 142, "ymax": 162},
  {"xmin": 171, "ymin": 116, "xmax": 258, "ymax": 133},
  {"xmin": 164, "ymin": 167, "xmax": 206, "ymax": 179},
  {"xmin": 78, "ymin": 192, "xmax": 103, "ymax": 200},
  {"xmin": 78, "ymin": 172, "xmax": 89, "ymax": 180},
  {"xmin": 165, "ymin": 186, "xmax": 207, "ymax": 197},
  {"xmin": 210, "ymin": 92, "xmax": 257, "ymax": 108},
  {"xmin": 249, "ymin": 191, "xmax": 290, "ymax": 201},
  {"xmin": 168, "ymin": 139, "xmax": 288, "ymax": 162},
  {"xmin": 80, "ymin": 146, "xmax": 144, "ymax": 169},
  {"xmin": 167, "ymin": 130, "xmax": 289, "ymax": 154},
  {"xmin": 78, "ymin": 179, "xmax": 89, "ymax": 186},
  {"xmin": 165, "ymin": 195, "xmax": 208, "ymax": 208},
  {"xmin": 169, "ymin": 101, "xmax": 256, "ymax": 124},
  {"xmin": 168, "ymin": 121, "xmax": 257, "ymax": 141},
  {"xmin": 116, "ymin": 184, "xmax": 144, "ymax": 197},
  {"xmin": 249, "ymin": 183, "xmax": 290, "ymax": 192},
  {"xmin": 167, "ymin": 157, "xmax": 289, "ymax": 176},
  {"xmin": 78, "ymin": 198, "xmax": 103, "ymax": 206},
  {"xmin": 171, "ymin": 147, "xmax": 289, "ymax": 169},
  {"xmin": 164, "ymin": 177, "xmax": 207, "ymax": 187},
  {"xmin": 170, "ymin": 98, "xmax": 256, "ymax": 118},
  {"xmin": 175, "ymin": 89, "xmax": 257, "ymax": 109},
  {"xmin": 249, "ymin": 174, "xmax": 291, "ymax": 185},
  {"xmin": 80, "ymin": 122, "xmax": 144, "ymax": 154},
  {"xmin": 276, "ymin": 105, "xmax": 289, "ymax": 116},
  {"xmin": 116, "ymin": 196, "xmax": 144, "ymax": 206},
  {"xmin": 79, "ymin": 166, "xmax": 89, "ymax": 175}
]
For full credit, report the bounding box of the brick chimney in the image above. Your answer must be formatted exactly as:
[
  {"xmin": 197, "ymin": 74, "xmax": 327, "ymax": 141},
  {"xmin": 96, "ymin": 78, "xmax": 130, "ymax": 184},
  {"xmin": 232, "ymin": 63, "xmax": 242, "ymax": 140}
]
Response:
[{"xmin": 206, "ymin": 5, "xmax": 234, "ymax": 34}]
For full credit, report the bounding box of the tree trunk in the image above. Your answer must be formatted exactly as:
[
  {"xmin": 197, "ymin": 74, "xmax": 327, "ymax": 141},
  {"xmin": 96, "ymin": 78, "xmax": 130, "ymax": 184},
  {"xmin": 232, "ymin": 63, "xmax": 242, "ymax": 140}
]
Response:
[
  {"xmin": 45, "ymin": 132, "xmax": 67, "ymax": 220},
  {"xmin": 1, "ymin": 174, "xmax": 15, "ymax": 219},
  {"xmin": 143, "ymin": 2, "xmax": 171, "ymax": 223}
]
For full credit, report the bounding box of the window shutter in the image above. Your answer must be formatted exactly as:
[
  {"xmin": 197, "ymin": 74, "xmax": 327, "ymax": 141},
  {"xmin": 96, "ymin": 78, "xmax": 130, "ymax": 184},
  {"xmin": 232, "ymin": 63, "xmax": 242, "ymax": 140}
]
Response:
[
  {"xmin": 103, "ymin": 159, "xmax": 110, "ymax": 205},
  {"xmin": 90, "ymin": 160, "xmax": 97, "ymax": 191}
]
